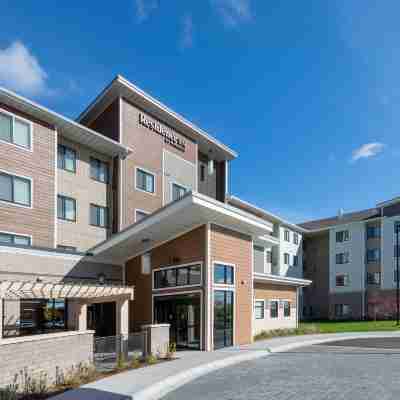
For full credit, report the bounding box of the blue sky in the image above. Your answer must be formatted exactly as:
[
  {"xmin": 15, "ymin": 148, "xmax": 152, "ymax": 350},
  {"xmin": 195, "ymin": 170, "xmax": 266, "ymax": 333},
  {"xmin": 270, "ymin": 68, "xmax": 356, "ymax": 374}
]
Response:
[{"xmin": 1, "ymin": 1, "xmax": 399, "ymax": 223}]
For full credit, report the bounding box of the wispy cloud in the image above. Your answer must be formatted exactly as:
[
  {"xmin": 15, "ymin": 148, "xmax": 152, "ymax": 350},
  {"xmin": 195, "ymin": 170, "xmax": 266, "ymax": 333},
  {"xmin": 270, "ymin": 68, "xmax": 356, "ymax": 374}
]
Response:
[
  {"xmin": 0, "ymin": 41, "xmax": 48, "ymax": 97},
  {"xmin": 351, "ymin": 142, "xmax": 385, "ymax": 162},
  {"xmin": 135, "ymin": 0, "xmax": 159, "ymax": 22},
  {"xmin": 180, "ymin": 14, "xmax": 194, "ymax": 50},
  {"xmin": 211, "ymin": 0, "xmax": 252, "ymax": 27}
]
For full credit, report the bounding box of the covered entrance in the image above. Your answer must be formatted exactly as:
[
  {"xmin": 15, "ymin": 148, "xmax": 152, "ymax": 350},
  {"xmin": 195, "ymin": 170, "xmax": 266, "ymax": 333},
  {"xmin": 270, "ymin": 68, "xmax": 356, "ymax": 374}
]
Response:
[
  {"xmin": 154, "ymin": 293, "xmax": 201, "ymax": 350},
  {"xmin": 87, "ymin": 302, "xmax": 116, "ymax": 337}
]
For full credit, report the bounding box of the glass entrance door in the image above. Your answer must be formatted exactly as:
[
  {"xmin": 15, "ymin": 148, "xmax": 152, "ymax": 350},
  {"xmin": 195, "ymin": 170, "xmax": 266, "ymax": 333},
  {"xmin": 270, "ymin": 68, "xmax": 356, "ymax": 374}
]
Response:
[
  {"xmin": 154, "ymin": 294, "xmax": 201, "ymax": 350},
  {"xmin": 213, "ymin": 290, "xmax": 234, "ymax": 349}
]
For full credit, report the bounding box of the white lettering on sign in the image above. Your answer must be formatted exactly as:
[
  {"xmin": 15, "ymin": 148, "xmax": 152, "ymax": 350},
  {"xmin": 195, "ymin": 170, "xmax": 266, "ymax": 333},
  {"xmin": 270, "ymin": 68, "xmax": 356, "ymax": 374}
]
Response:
[{"xmin": 139, "ymin": 113, "xmax": 186, "ymax": 152}]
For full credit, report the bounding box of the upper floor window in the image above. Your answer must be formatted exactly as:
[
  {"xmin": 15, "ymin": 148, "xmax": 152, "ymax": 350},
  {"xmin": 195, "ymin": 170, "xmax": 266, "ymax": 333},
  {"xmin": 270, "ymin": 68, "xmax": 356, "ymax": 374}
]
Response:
[
  {"xmin": 336, "ymin": 230, "xmax": 350, "ymax": 243},
  {"xmin": 0, "ymin": 172, "xmax": 31, "ymax": 207},
  {"xmin": 135, "ymin": 209, "xmax": 149, "ymax": 222},
  {"xmin": 293, "ymin": 232, "xmax": 299, "ymax": 245},
  {"xmin": 154, "ymin": 264, "xmax": 201, "ymax": 289},
  {"xmin": 336, "ymin": 252, "xmax": 350, "ymax": 264},
  {"xmin": 254, "ymin": 300, "xmax": 265, "ymax": 319},
  {"xmin": 58, "ymin": 144, "xmax": 76, "ymax": 173},
  {"xmin": 90, "ymin": 158, "xmax": 109, "ymax": 183},
  {"xmin": 394, "ymin": 270, "xmax": 400, "ymax": 282},
  {"xmin": 284, "ymin": 253, "xmax": 290, "ymax": 265},
  {"xmin": 394, "ymin": 221, "xmax": 400, "ymax": 233},
  {"xmin": 266, "ymin": 250, "xmax": 272, "ymax": 264},
  {"xmin": 270, "ymin": 301, "xmax": 278, "ymax": 318},
  {"xmin": 214, "ymin": 263, "xmax": 234, "ymax": 285},
  {"xmin": 172, "ymin": 183, "xmax": 187, "ymax": 201},
  {"xmin": 57, "ymin": 195, "xmax": 76, "ymax": 222},
  {"xmin": 284, "ymin": 230, "xmax": 290, "ymax": 242},
  {"xmin": 136, "ymin": 168, "xmax": 155, "ymax": 194},
  {"xmin": 90, "ymin": 204, "xmax": 109, "ymax": 228},
  {"xmin": 336, "ymin": 274, "xmax": 350, "ymax": 287},
  {"xmin": 0, "ymin": 111, "xmax": 31, "ymax": 149},
  {"xmin": 367, "ymin": 272, "xmax": 381, "ymax": 285},
  {"xmin": 367, "ymin": 248, "xmax": 380, "ymax": 263},
  {"xmin": 200, "ymin": 164, "xmax": 205, "ymax": 182},
  {"xmin": 367, "ymin": 226, "xmax": 380, "ymax": 239},
  {"xmin": 293, "ymin": 255, "xmax": 299, "ymax": 266},
  {"xmin": 0, "ymin": 232, "xmax": 31, "ymax": 246}
]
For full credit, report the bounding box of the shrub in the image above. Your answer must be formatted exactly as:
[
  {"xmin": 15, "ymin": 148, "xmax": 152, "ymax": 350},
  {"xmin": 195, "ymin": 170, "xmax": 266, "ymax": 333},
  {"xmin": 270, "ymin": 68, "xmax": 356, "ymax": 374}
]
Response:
[
  {"xmin": 116, "ymin": 354, "xmax": 127, "ymax": 370},
  {"xmin": 165, "ymin": 342, "xmax": 177, "ymax": 360},
  {"xmin": 130, "ymin": 355, "xmax": 141, "ymax": 369},
  {"xmin": 146, "ymin": 354, "xmax": 158, "ymax": 365},
  {"xmin": 253, "ymin": 325, "xmax": 320, "ymax": 341}
]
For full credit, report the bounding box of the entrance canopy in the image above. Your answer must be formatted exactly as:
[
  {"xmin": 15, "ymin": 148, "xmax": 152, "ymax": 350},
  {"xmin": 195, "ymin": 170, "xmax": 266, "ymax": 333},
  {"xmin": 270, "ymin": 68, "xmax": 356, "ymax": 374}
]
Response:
[
  {"xmin": 254, "ymin": 272, "xmax": 312, "ymax": 287},
  {"xmin": 89, "ymin": 192, "xmax": 279, "ymax": 264},
  {"xmin": 0, "ymin": 280, "xmax": 134, "ymax": 300}
]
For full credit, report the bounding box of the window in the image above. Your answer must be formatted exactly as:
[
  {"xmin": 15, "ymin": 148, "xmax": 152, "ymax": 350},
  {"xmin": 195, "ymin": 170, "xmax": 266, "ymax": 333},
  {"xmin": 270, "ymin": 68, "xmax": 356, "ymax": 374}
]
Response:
[
  {"xmin": 336, "ymin": 252, "xmax": 350, "ymax": 264},
  {"xmin": 172, "ymin": 183, "xmax": 187, "ymax": 201},
  {"xmin": 0, "ymin": 232, "xmax": 31, "ymax": 246},
  {"xmin": 336, "ymin": 230, "xmax": 350, "ymax": 243},
  {"xmin": 200, "ymin": 165, "xmax": 205, "ymax": 182},
  {"xmin": 57, "ymin": 145, "xmax": 76, "ymax": 173},
  {"xmin": 394, "ymin": 245, "xmax": 400, "ymax": 258},
  {"xmin": 335, "ymin": 304, "xmax": 351, "ymax": 317},
  {"xmin": 293, "ymin": 255, "xmax": 299, "ymax": 266},
  {"xmin": 266, "ymin": 250, "xmax": 272, "ymax": 264},
  {"xmin": 57, "ymin": 245, "xmax": 77, "ymax": 252},
  {"xmin": 0, "ymin": 172, "xmax": 31, "ymax": 207},
  {"xmin": 293, "ymin": 232, "xmax": 299, "ymax": 245},
  {"xmin": 336, "ymin": 274, "xmax": 350, "ymax": 287},
  {"xmin": 394, "ymin": 270, "xmax": 400, "ymax": 282},
  {"xmin": 367, "ymin": 226, "xmax": 381, "ymax": 239},
  {"xmin": 214, "ymin": 263, "xmax": 234, "ymax": 285},
  {"xmin": 153, "ymin": 264, "xmax": 201, "ymax": 289},
  {"xmin": 255, "ymin": 300, "xmax": 265, "ymax": 319},
  {"xmin": 270, "ymin": 301, "xmax": 278, "ymax": 318},
  {"xmin": 135, "ymin": 209, "xmax": 149, "ymax": 222},
  {"xmin": 394, "ymin": 221, "xmax": 400, "ymax": 233},
  {"xmin": 0, "ymin": 111, "xmax": 31, "ymax": 149},
  {"xmin": 284, "ymin": 253, "xmax": 290, "ymax": 265},
  {"xmin": 57, "ymin": 195, "xmax": 76, "ymax": 222},
  {"xmin": 284, "ymin": 230, "xmax": 290, "ymax": 242},
  {"xmin": 367, "ymin": 272, "xmax": 381, "ymax": 285},
  {"xmin": 283, "ymin": 301, "xmax": 290, "ymax": 317},
  {"xmin": 90, "ymin": 204, "xmax": 109, "ymax": 228},
  {"xmin": 367, "ymin": 248, "xmax": 380, "ymax": 263},
  {"xmin": 90, "ymin": 158, "xmax": 109, "ymax": 183},
  {"xmin": 136, "ymin": 168, "xmax": 155, "ymax": 193}
]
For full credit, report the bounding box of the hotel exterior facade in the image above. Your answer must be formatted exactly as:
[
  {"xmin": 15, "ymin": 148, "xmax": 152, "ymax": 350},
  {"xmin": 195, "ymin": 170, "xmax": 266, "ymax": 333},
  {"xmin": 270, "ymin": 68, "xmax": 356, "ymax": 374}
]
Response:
[{"xmin": 0, "ymin": 74, "xmax": 310, "ymax": 383}]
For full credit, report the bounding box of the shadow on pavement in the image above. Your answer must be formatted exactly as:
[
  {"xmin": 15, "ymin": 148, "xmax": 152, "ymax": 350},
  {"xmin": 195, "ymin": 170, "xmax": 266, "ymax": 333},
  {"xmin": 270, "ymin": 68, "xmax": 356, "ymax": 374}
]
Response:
[{"xmin": 52, "ymin": 388, "xmax": 131, "ymax": 400}]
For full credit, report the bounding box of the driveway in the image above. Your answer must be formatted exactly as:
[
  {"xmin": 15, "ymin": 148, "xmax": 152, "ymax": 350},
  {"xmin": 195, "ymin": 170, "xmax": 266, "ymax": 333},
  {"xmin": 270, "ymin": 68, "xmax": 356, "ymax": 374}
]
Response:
[{"xmin": 162, "ymin": 338, "xmax": 400, "ymax": 400}]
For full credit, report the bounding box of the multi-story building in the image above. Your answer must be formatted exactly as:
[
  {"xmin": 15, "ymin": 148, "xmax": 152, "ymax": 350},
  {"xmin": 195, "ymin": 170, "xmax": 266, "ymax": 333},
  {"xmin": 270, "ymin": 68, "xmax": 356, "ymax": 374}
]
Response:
[
  {"xmin": 301, "ymin": 199, "xmax": 400, "ymax": 320},
  {"xmin": 0, "ymin": 73, "xmax": 311, "ymax": 383}
]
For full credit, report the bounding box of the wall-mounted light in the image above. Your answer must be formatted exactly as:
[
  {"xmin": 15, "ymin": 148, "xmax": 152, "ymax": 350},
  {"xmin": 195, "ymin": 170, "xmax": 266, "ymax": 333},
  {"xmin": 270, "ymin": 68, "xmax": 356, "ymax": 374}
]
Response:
[
  {"xmin": 208, "ymin": 159, "xmax": 215, "ymax": 176},
  {"xmin": 98, "ymin": 273, "xmax": 106, "ymax": 285}
]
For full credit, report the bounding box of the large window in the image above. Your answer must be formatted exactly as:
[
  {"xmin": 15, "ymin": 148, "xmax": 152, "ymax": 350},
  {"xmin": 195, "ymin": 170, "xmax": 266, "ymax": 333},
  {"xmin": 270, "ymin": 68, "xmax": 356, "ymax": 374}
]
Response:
[
  {"xmin": 153, "ymin": 264, "xmax": 201, "ymax": 289},
  {"xmin": 270, "ymin": 301, "xmax": 278, "ymax": 318},
  {"xmin": 214, "ymin": 263, "xmax": 234, "ymax": 285},
  {"xmin": 0, "ymin": 232, "xmax": 31, "ymax": 246},
  {"xmin": 57, "ymin": 195, "xmax": 76, "ymax": 222},
  {"xmin": 58, "ymin": 144, "xmax": 76, "ymax": 173},
  {"xmin": 172, "ymin": 183, "xmax": 187, "ymax": 201},
  {"xmin": 367, "ymin": 248, "xmax": 380, "ymax": 263},
  {"xmin": 214, "ymin": 290, "xmax": 233, "ymax": 349},
  {"xmin": 255, "ymin": 300, "xmax": 265, "ymax": 319},
  {"xmin": 335, "ymin": 304, "xmax": 351, "ymax": 317},
  {"xmin": 0, "ymin": 111, "xmax": 31, "ymax": 149},
  {"xmin": 367, "ymin": 226, "xmax": 380, "ymax": 239},
  {"xmin": 336, "ymin": 274, "xmax": 350, "ymax": 287},
  {"xmin": 336, "ymin": 230, "xmax": 350, "ymax": 243},
  {"xmin": 90, "ymin": 157, "xmax": 109, "ymax": 183},
  {"xmin": 283, "ymin": 301, "xmax": 291, "ymax": 317},
  {"xmin": 90, "ymin": 204, "xmax": 109, "ymax": 228},
  {"xmin": 136, "ymin": 168, "xmax": 155, "ymax": 193},
  {"xmin": 0, "ymin": 172, "xmax": 31, "ymax": 207},
  {"xmin": 336, "ymin": 252, "xmax": 350, "ymax": 264}
]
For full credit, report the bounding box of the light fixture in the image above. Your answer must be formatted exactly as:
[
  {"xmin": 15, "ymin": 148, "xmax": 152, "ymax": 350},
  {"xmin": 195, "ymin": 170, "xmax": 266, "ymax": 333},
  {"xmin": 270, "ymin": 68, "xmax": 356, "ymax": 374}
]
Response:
[
  {"xmin": 208, "ymin": 159, "xmax": 215, "ymax": 176},
  {"xmin": 141, "ymin": 238, "xmax": 151, "ymax": 244},
  {"xmin": 98, "ymin": 273, "xmax": 106, "ymax": 285}
]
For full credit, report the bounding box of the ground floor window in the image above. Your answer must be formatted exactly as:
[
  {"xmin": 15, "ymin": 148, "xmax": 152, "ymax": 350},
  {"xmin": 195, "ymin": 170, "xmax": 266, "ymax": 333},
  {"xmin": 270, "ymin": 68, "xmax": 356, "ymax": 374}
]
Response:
[
  {"xmin": 270, "ymin": 300, "xmax": 278, "ymax": 318},
  {"xmin": 214, "ymin": 290, "xmax": 233, "ymax": 349},
  {"xmin": 334, "ymin": 304, "xmax": 351, "ymax": 317},
  {"xmin": 283, "ymin": 301, "xmax": 291, "ymax": 317},
  {"xmin": 2, "ymin": 298, "xmax": 68, "ymax": 338},
  {"xmin": 255, "ymin": 300, "xmax": 265, "ymax": 319}
]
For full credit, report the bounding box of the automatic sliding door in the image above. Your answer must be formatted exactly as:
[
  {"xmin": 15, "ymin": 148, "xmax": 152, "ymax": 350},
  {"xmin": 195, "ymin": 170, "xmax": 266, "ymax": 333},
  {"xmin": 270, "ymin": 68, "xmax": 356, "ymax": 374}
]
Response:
[{"xmin": 213, "ymin": 290, "xmax": 233, "ymax": 349}]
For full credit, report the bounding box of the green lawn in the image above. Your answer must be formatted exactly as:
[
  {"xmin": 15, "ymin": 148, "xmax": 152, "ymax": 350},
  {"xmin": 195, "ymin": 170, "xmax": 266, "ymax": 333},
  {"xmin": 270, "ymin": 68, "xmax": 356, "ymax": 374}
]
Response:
[{"xmin": 300, "ymin": 320, "xmax": 400, "ymax": 333}]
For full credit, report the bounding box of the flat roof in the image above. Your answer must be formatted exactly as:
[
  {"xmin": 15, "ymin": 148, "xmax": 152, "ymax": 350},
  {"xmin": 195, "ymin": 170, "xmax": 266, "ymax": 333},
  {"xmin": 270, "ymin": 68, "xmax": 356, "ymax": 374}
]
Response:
[
  {"xmin": 77, "ymin": 75, "xmax": 237, "ymax": 161},
  {"xmin": 0, "ymin": 87, "xmax": 131, "ymax": 158}
]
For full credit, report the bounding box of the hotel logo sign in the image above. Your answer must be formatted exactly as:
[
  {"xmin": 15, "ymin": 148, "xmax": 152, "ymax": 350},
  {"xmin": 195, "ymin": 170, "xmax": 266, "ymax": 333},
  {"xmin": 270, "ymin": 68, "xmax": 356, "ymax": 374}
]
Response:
[{"xmin": 139, "ymin": 113, "xmax": 186, "ymax": 152}]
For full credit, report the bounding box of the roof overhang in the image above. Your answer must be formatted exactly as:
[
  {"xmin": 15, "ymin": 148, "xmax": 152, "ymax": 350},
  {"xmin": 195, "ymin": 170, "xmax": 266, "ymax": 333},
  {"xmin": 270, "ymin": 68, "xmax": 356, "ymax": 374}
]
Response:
[
  {"xmin": 254, "ymin": 272, "xmax": 312, "ymax": 287},
  {"xmin": 77, "ymin": 75, "xmax": 237, "ymax": 162},
  {"xmin": 0, "ymin": 280, "xmax": 134, "ymax": 300},
  {"xmin": 0, "ymin": 87, "xmax": 131, "ymax": 159},
  {"xmin": 377, "ymin": 196, "xmax": 400, "ymax": 208},
  {"xmin": 89, "ymin": 192, "xmax": 274, "ymax": 264}
]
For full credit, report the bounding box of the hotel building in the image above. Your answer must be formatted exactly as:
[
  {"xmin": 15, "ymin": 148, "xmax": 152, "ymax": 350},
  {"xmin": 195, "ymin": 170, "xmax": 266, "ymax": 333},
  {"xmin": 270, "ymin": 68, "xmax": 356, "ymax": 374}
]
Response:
[{"xmin": 0, "ymin": 73, "xmax": 310, "ymax": 382}]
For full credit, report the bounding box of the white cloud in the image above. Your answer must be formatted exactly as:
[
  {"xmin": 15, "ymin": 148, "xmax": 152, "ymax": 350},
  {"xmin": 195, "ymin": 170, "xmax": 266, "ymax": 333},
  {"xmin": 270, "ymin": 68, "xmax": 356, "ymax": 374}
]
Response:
[
  {"xmin": 211, "ymin": 0, "xmax": 252, "ymax": 27},
  {"xmin": 180, "ymin": 14, "xmax": 194, "ymax": 50},
  {"xmin": 0, "ymin": 41, "xmax": 48, "ymax": 96},
  {"xmin": 135, "ymin": 0, "xmax": 159, "ymax": 22},
  {"xmin": 351, "ymin": 142, "xmax": 385, "ymax": 162}
]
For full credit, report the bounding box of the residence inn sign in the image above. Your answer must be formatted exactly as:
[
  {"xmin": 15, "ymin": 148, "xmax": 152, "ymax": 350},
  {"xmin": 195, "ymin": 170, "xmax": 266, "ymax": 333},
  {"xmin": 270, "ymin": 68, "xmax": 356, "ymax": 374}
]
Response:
[{"xmin": 139, "ymin": 113, "xmax": 186, "ymax": 152}]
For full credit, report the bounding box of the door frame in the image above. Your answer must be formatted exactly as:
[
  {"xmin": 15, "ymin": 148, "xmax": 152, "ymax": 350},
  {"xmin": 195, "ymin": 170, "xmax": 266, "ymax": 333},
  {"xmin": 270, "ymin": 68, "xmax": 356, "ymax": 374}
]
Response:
[{"xmin": 152, "ymin": 290, "xmax": 203, "ymax": 350}]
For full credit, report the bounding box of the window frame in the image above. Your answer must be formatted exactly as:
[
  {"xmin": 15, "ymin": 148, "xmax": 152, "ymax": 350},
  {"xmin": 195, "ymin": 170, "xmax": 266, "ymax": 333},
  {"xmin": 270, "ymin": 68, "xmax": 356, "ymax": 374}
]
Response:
[
  {"xmin": 336, "ymin": 251, "xmax": 350, "ymax": 264},
  {"xmin": 135, "ymin": 166, "xmax": 156, "ymax": 194},
  {"xmin": 283, "ymin": 300, "xmax": 291, "ymax": 318},
  {"xmin": 293, "ymin": 232, "xmax": 299, "ymax": 245},
  {"xmin": 284, "ymin": 229, "xmax": 290, "ymax": 242},
  {"xmin": 284, "ymin": 253, "xmax": 290, "ymax": 265},
  {"xmin": 0, "ymin": 231, "xmax": 32, "ymax": 247},
  {"xmin": 336, "ymin": 230, "xmax": 350, "ymax": 243},
  {"xmin": 366, "ymin": 248, "xmax": 380, "ymax": 263},
  {"xmin": 0, "ymin": 109, "xmax": 33, "ymax": 151},
  {"xmin": 367, "ymin": 272, "xmax": 381, "ymax": 285},
  {"xmin": 57, "ymin": 144, "xmax": 77, "ymax": 173},
  {"xmin": 367, "ymin": 226, "xmax": 381, "ymax": 239},
  {"xmin": 90, "ymin": 157, "xmax": 109, "ymax": 184},
  {"xmin": 270, "ymin": 300, "xmax": 279, "ymax": 319},
  {"xmin": 293, "ymin": 255, "xmax": 299, "ymax": 266},
  {"xmin": 213, "ymin": 262, "xmax": 235, "ymax": 286},
  {"xmin": 171, "ymin": 181, "xmax": 188, "ymax": 202},
  {"xmin": 57, "ymin": 195, "xmax": 77, "ymax": 222},
  {"xmin": 152, "ymin": 262, "xmax": 203, "ymax": 290},
  {"xmin": 90, "ymin": 203, "xmax": 109, "ymax": 228},
  {"xmin": 335, "ymin": 273, "xmax": 350, "ymax": 287},
  {"xmin": 0, "ymin": 170, "xmax": 32, "ymax": 208},
  {"xmin": 254, "ymin": 300, "xmax": 265, "ymax": 320}
]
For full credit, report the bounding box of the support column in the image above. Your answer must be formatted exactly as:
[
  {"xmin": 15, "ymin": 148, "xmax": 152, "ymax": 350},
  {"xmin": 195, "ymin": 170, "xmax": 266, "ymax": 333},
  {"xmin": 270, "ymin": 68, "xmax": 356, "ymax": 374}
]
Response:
[
  {"xmin": 78, "ymin": 303, "xmax": 88, "ymax": 331},
  {"xmin": 117, "ymin": 298, "xmax": 129, "ymax": 358},
  {"xmin": 0, "ymin": 298, "xmax": 3, "ymax": 339}
]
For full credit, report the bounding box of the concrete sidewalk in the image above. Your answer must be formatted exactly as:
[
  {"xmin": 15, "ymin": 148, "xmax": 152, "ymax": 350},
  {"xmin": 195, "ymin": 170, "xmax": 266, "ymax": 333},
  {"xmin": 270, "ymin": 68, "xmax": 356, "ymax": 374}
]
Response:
[{"xmin": 52, "ymin": 331, "xmax": 400, "ymax": 400}]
